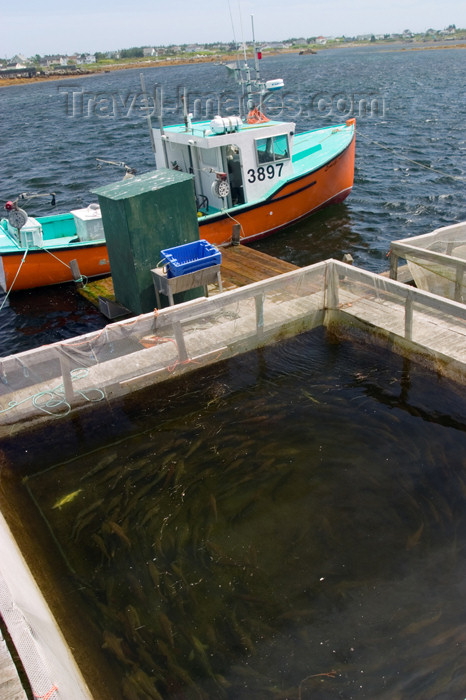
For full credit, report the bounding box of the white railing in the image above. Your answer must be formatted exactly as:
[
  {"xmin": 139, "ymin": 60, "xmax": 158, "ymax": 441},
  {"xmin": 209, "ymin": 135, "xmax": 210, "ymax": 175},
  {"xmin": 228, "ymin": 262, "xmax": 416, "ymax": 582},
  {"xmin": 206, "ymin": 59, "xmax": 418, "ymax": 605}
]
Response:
[
  {"xmin": 390, "ymin": 222, "xmax": 466, "ymax": 302},
  {"xmin": 1, "ymin": 259, "xmax": 466, "ymax": 434}
]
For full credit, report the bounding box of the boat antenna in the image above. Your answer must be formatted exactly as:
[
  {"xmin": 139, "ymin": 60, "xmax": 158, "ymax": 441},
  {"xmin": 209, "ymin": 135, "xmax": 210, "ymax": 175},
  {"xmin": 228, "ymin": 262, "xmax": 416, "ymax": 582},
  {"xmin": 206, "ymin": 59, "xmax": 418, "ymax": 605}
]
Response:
[
  {"xmin": 251, "ymin": 15, "xmax": 261, "ymax": 81},
  {"xmin": 227, "ymin": 0, "xmax": 238, "ymax": 51},
  {"xmin": 237, "ymin": 0, "xmax": 247, "ymax": 64},
  {"xmin": 235, "ymin": 0, "xmax": 256, "ymax": 111},
  {"xmin": 181, "ymin": 89, "xmax": 191, "ymax": 132},
  {"xmin": 227, "ymin": 0, "xmax": 243, "ymax": 78}
]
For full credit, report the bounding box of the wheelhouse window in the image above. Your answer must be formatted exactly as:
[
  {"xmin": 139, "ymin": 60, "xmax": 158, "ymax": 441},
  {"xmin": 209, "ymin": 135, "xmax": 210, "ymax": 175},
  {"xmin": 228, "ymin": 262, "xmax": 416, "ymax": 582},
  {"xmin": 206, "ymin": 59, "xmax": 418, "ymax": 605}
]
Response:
[{"xmin": 255, "ymin": 134, "xmax": 290, "ymax": 164}]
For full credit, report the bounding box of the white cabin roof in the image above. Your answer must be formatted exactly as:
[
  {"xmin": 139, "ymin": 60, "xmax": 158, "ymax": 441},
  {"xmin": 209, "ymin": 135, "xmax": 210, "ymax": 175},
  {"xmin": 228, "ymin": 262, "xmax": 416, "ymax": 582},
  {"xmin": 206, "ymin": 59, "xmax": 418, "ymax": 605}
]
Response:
[{"xmin": 156, "ymin": 119, "xmax": 296, "ymax": 149}]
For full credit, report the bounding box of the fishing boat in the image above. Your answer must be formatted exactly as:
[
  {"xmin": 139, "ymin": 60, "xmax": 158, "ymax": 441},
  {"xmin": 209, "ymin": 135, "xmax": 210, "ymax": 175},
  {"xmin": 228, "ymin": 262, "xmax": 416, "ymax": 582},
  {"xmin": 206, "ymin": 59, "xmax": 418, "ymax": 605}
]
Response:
[
  {"xmin": 0, "ymin": 205, "xmax": 111, "ymax": 293},
  {"xmin": 0, "ymin": 28, "xmax": 355, "ymax": 293},
  {"xmin": 153, "ymin": 112, "xmax": 355, "ymax": 248},
  {"xmin": 151, "ymin": 27, "xmax": 355, "ymax": 248},
  {"xmin": 0, "ymin": 159, "xmax": 134, "ymax": 293}
]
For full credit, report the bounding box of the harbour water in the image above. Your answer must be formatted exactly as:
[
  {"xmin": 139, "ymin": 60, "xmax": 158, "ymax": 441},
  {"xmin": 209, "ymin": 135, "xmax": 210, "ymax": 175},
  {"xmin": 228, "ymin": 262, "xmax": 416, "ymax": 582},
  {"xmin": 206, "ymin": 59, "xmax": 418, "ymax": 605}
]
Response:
[
  {"xmin": 3, "ymin": 327, "xmax": 466, "ymax": 699},
  {"xmin": 0, "ymin": 45, "xmax": 466, "ymax": 699},
  {"xmin": 0, "ymin": 44, "xmax": 465, "ymax": 355}
]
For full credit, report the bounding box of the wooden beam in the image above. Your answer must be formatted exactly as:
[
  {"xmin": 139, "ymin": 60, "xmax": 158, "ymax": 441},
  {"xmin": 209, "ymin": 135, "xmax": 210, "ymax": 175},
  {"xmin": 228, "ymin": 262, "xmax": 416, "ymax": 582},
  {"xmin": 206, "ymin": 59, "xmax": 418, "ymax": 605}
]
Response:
[{"xmin": 79, "ymin": 244, "xmax": 299, "ymax": 309}]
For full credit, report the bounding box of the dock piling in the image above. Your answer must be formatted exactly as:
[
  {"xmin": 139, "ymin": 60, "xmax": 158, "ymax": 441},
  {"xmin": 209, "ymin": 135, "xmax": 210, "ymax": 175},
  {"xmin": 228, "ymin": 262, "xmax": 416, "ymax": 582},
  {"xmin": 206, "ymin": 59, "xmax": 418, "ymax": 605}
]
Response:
[
  {"xmin": 70, "ymin": 259, "xmax": 83, "ymax": 288},
  {"xmin": 232, "ymin": 223, "xmax": 241, "ymax": 246}
]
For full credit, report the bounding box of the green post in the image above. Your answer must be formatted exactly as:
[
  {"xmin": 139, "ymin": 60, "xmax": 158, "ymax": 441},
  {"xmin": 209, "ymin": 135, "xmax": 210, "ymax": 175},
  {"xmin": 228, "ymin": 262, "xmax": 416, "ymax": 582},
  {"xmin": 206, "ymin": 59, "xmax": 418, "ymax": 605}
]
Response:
[{"xmin": 93, "ymin": 169, "xmax": 201, "ymax": 314}]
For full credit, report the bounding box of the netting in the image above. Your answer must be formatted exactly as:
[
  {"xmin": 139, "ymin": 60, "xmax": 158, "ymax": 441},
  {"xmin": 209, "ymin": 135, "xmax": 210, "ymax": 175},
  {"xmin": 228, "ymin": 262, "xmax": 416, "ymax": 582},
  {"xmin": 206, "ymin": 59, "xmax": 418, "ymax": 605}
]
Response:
[
  {"xmin": 333, "ymin": 262, "xmax": 466, "ymax": 371},
  {"xmin": 0, "ymin": 264, "xmax": 327, "ymax": 435},
  {"xmin": 1, "ymin": 259, "xmax": 466, "ymax": 693},
  {"xmin": 0, "ymin": 512, "xmax": 91, "ymax": 699},
  {"xmin": 1, "ymin": 259, "xmax": 466, "ymax": 439},
  {"xmin": 391, "ymin": 222, "xmax": 466, "ymax": 303},
  {"xmin": 0, "ymin": 573, "xmax": 57, "ymax": 699}
]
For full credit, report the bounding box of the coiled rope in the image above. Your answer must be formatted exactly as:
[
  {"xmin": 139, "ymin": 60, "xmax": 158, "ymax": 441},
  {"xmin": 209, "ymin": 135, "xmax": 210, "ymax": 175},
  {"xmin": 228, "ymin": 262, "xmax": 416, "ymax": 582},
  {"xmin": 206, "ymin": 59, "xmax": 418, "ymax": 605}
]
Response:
[{"xmin": 0, "ymin": 368, "xmax": 105, "ymax": 418}]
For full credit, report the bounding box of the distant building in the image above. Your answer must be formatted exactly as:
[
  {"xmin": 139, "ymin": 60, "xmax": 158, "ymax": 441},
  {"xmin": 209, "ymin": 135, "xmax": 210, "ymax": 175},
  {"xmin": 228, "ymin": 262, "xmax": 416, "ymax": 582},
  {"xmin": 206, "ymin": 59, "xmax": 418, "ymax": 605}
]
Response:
[
  {"xmin": 264, "ymin": 41, "xmax": 291, "ymax": 49},
  {"xmin": 5, "ymin": 61, "xmax": 27, "ymax": 69},
  {"xmin": 76, "ymin": 54, "xmax": 96, "ymax": 64},
  {"xmin": 39, "ymin": 55, "xmax": 69, "ymax": 67},
  {"xmin": 10, "ymin": 54, "xmax": 29, "ymax": 65},
  {"xmin": 143, "ymin": 48, "xmax": 157, "ymax": 57}
]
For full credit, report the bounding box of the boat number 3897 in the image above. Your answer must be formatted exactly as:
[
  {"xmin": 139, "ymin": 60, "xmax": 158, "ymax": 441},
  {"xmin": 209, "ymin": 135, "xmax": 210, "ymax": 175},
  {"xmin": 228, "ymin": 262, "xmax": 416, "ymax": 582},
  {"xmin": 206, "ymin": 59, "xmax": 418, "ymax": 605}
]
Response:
[{"xmin": 247, "ymin": 163, "xmax": 285, "ymax": 183}]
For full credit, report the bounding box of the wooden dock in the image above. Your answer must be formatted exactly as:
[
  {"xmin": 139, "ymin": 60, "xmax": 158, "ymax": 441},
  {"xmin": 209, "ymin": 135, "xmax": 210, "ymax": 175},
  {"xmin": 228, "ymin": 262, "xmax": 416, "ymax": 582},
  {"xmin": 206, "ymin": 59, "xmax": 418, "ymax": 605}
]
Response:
[
  {"xmin": 79, "ymin": 244, "xmax": 298, "ymax": 310},
  {"xmin": 218, "ymin": 244, "xmax": 298, "ymax": 289}
]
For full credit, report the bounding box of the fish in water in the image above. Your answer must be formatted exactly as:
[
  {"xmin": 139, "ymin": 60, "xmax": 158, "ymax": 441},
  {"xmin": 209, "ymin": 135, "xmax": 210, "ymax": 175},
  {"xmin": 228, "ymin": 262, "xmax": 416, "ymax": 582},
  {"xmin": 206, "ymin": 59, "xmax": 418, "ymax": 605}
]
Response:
[
  {"xmin": 102, "ymin": 630, "xmax": 134, "ymax": 667},
  {"xmin": 52, "ymin": 488, "xmax": 83, "ymax": 509},
  {"xmin": 406, "ymin": 521, "xmax": 424, "ymax": 550}
]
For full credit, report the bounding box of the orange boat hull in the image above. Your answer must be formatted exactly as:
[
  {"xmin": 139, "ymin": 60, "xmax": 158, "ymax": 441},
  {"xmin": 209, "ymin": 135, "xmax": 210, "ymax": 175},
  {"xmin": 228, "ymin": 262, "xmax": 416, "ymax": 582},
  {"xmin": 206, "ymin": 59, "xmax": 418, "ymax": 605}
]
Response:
[
  {"xmin": 0, "ymin": 244, "xmax": 110, "ymax": 292},
  {"xmin": 1, "ymin": 131, "xmax": 354, "ymax": 291},
  {"xmin": 200, "ymin": 131, "xmax": 356, "ymax": 247}
]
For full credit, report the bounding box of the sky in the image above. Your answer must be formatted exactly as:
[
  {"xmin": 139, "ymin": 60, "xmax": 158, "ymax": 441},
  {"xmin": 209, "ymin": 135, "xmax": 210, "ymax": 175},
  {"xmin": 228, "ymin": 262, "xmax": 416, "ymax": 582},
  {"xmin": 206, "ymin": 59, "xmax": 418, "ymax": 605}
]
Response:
[{"xmin": 3, "ymin": 0, "xmax": 465, "ymax": 58}]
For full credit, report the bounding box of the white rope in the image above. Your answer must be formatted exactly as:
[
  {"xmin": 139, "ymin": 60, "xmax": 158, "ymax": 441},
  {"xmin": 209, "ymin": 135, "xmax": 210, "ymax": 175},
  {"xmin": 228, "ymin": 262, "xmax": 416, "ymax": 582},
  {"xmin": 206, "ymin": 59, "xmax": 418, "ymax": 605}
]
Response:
[
  {"xmin": 0, "ymin": 368, "xmax": 105, "ymax": 418},
  {"xmin": 0, "ymin": 249, "xmax": 28, "ymax": 310},
  {"xmin": 0, "ymin": 243, "xmax": 91, "ymax": 308},
  {"xmin": 39, "ymin": 245, "xmax": 74, "ymax": 268},
  {"xmin": 222, "ymin": 208, "xmax": 246, "ymax": 239}
]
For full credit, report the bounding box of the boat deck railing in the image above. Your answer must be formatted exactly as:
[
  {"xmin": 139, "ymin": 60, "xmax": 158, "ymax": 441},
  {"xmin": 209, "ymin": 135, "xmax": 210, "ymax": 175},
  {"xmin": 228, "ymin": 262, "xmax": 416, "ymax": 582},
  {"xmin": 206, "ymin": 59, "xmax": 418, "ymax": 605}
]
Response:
[{"xmin": 1, "ymin": 258, "xmax": 466, "ymax": 436}]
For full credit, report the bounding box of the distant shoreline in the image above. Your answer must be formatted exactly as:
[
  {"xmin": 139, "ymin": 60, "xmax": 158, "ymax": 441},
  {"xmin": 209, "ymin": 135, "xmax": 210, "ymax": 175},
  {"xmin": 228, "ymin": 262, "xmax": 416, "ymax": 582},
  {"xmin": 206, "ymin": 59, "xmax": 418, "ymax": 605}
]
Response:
[
  {"xmin": 1, "ymin": 42, "xmax": 464, "ymax": 88},
  {"xmin": 0, "ymin": 55, "xmax": 223, "ymax": 88}
]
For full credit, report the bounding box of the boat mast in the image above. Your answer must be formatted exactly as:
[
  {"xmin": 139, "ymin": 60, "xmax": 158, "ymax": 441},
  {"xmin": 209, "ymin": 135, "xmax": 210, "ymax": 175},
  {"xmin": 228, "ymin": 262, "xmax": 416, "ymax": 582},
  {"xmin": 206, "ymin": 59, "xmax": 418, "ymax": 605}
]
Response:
[
  {"xmin": 251, "ymin": 15, "xmax": 261, "ymax": 82},
  {"xmin": 250, "ymin": 14, "xmax": 262, "ymax": 111},
  {"xmin": 239, "ymin": 14, "xmax": 262, "ymax": 112}
]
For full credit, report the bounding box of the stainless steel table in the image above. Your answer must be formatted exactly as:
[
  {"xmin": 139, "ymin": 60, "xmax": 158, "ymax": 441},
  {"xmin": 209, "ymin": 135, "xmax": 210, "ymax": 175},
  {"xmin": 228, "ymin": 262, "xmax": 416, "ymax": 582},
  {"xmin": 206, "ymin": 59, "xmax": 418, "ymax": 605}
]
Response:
[{"xmin": 151, "ymin": 264, "xmax": 223, "ymax": 307}]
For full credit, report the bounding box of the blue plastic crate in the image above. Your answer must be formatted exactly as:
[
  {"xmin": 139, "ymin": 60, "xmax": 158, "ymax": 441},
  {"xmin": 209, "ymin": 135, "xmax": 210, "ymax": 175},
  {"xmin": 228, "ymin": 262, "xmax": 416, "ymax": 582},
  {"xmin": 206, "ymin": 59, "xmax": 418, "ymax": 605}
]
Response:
[{"xmin": 161, "ymin": 239, "xmax": 221, "ymax": 278}]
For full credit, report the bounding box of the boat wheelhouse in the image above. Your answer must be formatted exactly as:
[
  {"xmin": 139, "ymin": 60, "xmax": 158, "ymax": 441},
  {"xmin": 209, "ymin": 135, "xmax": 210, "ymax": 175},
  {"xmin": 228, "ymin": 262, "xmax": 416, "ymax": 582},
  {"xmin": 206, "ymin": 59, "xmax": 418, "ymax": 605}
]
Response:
[{"xmin": 152, "ymin": 114, "xmax": 356, "ymax": 246}]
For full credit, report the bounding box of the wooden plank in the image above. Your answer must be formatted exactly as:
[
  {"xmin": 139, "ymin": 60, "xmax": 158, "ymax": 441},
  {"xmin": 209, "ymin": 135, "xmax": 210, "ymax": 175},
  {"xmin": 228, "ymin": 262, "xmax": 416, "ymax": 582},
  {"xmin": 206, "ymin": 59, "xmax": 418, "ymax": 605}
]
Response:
[
  {"xmin": 221, "ymin": 245, "xmax": 297, "ymax": 277},
  {"xmin": 80, "ymin": 244, "xmax": 299, "ymax": 308},
  {"xmin": 219, "ymin": 259, "xmax": 284, "ymax": 284},
  {"xmin": 337, "ymin": 285, "xmax": 466, "ymax": 364}
]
